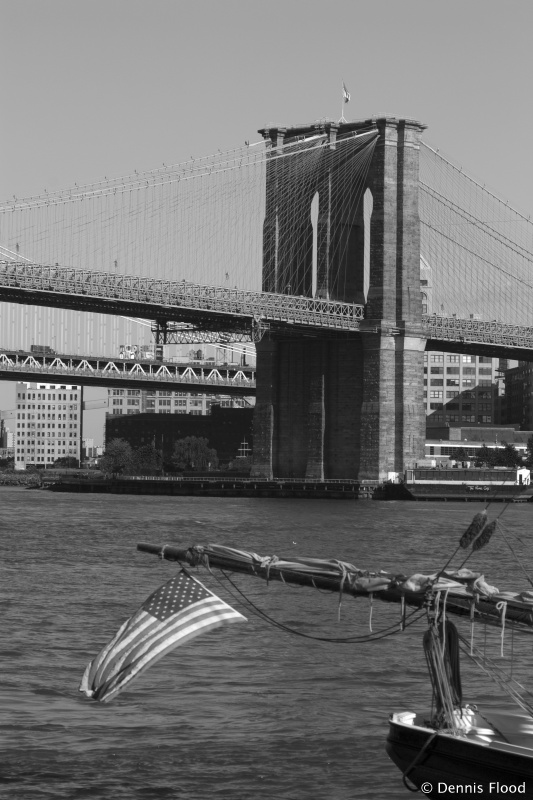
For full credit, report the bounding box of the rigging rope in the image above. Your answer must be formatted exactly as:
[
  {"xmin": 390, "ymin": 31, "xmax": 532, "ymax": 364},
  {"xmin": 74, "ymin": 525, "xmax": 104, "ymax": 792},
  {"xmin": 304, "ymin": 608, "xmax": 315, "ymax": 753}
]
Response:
[
  {"xmin": 419, "ymin": 142, "xmax": 533, "ymax": 326},
  {"xmin": 209, "ymin": 567, "xmax": 426, "ymax": 644}
]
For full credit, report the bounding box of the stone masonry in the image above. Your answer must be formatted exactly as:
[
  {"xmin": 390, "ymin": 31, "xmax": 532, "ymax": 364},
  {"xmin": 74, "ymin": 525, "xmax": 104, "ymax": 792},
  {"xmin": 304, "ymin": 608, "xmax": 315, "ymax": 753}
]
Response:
[{"xmin": 251, "ymin": 117, "xmax": 427, "ymax": 481}]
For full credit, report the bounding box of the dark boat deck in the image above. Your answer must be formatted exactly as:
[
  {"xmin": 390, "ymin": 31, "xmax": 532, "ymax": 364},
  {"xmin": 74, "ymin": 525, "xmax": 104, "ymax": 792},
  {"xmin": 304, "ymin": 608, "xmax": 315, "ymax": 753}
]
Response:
[{"xmin": 386, "ymin": 707, "xmax": 533, "ymax": 798}]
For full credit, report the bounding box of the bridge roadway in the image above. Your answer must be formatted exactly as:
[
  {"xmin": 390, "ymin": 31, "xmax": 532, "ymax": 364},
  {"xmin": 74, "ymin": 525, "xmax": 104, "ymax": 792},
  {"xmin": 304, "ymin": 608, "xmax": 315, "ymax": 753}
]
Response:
[
  {"xmin": 0, "ymin": 350, "xmax": 256, "ymax": 395},
  {"xmin": 0, "ymin": 262, "xmax": 364, "ymax": 339},
  {"xmin": 1, "ymin": 263, "xmax": 532, "ymax": 359},
  {"xmin": 423, "ymin": 315, "xmax": 533, "ymax": 362}
]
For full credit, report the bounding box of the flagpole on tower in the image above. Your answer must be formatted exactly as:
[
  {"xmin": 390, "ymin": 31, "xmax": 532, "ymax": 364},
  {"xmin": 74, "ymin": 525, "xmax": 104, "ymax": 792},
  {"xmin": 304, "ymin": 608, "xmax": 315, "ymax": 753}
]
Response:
[{"xmin": 340, "ymin": 80, "xmax": 350, "ymax": 123}]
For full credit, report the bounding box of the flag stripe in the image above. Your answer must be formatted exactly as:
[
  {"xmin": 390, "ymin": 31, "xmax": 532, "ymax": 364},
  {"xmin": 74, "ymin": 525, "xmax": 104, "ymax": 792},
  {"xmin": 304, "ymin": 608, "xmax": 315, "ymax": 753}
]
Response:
[
  {"xmin": 80, "ymin": 571, "xmax": 246, "ymax": 702},
  {"xmin": 92, "ymin": 600, "xmax": 235, "ymax": 689},
  {"xmin": 94, "ymin": 612, "xmax": 243, "ymax": 703},
  {"xmin": 89, "ymin": 591, "xmax": 225, "ymax": 687}
]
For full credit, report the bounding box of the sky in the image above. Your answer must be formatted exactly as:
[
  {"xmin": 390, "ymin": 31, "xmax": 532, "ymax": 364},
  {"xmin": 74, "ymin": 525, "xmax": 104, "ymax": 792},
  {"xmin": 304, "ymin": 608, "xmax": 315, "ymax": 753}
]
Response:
[{"xmin": 1, "ymin": 0, "xmax": 532, "ymax": 444}]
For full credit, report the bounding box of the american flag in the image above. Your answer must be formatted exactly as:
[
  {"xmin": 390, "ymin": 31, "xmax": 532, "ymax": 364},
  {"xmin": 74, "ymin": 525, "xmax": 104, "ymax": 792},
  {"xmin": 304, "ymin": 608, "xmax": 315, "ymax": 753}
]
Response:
[
  {"xmin": 343, "ymin": 82, "xmax": 350, "ymax": 103},
  {"xmin": 79, "ymin": 570, "xmax": 246, "ymax": 703}
]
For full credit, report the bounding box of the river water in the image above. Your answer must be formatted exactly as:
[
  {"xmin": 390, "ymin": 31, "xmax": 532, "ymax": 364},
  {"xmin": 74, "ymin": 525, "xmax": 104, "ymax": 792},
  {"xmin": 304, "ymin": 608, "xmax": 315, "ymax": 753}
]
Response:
[{"xmin": 2, "ymin": 488, "xmax": 532, "ymax": 800}]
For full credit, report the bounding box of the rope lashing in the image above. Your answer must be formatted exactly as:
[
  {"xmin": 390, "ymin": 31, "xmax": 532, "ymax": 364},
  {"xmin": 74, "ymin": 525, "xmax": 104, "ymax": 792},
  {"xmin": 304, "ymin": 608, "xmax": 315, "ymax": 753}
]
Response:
[{"xmin": 496, "ymin": 600, "xmax": 508, "ymax": 657}]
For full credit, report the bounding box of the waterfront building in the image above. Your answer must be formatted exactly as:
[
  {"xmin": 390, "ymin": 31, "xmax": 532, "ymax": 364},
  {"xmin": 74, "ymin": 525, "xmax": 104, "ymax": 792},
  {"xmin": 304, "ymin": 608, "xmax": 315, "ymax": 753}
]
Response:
[
  {"xmin": 109, "ymin": 348, "xmax": 254, "ymax": 417},
  {"xmin": 14, "ymin": 382, "xmax": 82, "ymax": 470},
  {"xmin": 421, "ymin": 265, "xmax": 510, "ymax": 428},
  {"xmin": 424, "ymin": 425, "xmax": 532, "ymax": 465},
  {"xmin": 106, "ymin": 387, "xmax": 251, "ymax": 417},
  {"xmin": 424, "ymin": 351, "xmax": 505, "ymax": 427},
  {"xmin": 105, "ymin": 405, "xmax": 253, "ymax": 467},
  {"xmin": 0, "ymin": 419, "xmax": 14, "ymax": 460},
  {"xmin": 504, "ymin": 363, "xmax": 533, "ymax": 430},
  {"xmin": 82, "ymin": 437, "xmax": 104, "ymax": 460}
]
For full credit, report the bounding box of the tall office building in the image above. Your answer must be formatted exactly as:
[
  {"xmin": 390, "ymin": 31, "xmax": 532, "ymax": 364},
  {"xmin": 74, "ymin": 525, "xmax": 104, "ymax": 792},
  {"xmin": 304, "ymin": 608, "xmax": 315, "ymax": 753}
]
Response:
[
  {"xmin": 421, "ymin": 264, "xmax": 505, "ymax": 427},
  {"xmin": 14, "ymin": 382, "xmax": 82, "ymax": 470},
  {"xmin": 424, "ymin": 352, "xmax": 501, "ymax": 425}
]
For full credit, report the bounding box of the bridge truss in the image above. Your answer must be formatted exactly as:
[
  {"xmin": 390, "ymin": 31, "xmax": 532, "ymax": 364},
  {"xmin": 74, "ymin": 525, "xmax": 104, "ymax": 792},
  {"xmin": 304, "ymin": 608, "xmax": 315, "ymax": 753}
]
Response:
[
  {"xmin": 0, "ymin": 349, "xmax": 256, "ymax": 395},
  {"xmin": 0, "ymin": 261, "xmax": 365, "ymax": 341}
]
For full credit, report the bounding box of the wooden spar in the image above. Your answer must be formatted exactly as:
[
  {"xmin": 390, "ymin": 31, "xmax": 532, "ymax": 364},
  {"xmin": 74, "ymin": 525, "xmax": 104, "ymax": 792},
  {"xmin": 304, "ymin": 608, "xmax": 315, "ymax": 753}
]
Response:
[
  {"xmin": 137, "ymin": 541, "xmax": 402, "ymax": 597},
  {"xmin": 137, "ymin": 542, "xmax": 533, "ymax": 631}
]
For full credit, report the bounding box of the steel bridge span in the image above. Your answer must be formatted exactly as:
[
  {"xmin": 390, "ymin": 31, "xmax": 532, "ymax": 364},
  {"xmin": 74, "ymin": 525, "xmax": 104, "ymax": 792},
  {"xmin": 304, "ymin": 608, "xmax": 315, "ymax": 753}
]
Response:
[
  {"xmin": 0, "ymin": 262, "xmax": 364, "ymax": 341},
  {"xmin": 0, "ymin": 350, "xmax": 256, "ymax": 395},
  {"xmin": 0, "ymin": 262, "xmax": 532, "ymax": 360}
]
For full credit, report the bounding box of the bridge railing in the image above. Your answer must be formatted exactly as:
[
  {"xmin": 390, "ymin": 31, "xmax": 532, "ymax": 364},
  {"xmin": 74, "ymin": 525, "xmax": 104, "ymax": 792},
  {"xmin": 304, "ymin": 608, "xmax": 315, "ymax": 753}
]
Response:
[
  {"xmin": 0, "ymin": 351, "xmax": 256, "ymax": 394},
  {"xmin": 0, "ymin": 262, "xmax": 364, "ymax": 330},
  {"xmin": 423, "ymin": 315, "xmax": 533, "ymax": 349}
]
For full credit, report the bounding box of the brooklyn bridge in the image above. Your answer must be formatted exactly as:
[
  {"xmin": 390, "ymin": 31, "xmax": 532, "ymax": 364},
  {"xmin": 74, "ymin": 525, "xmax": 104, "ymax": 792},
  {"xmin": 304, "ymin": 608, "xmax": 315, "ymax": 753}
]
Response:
[{"xmin": 1, "ymin": 116, "xmax": 532, "ymax": 480}]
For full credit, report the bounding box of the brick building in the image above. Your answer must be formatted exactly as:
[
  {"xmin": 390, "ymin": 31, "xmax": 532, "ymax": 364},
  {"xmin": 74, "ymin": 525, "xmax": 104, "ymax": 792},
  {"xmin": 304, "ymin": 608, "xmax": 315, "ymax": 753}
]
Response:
[
  {"xmin": 424, "ymin": 352, "xmax": 502, "ymax": 426},
  {"xmin": 105, "ymin": 405, "xmax": 253, "ymax": 466},
  {"xmin": 505, "ymin": 363, "xmax": 533, "ymax": 430}
]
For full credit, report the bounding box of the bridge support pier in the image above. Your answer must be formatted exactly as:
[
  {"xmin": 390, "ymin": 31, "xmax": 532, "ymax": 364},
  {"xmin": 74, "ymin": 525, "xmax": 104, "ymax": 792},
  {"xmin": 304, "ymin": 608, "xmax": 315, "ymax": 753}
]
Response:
[
  {"xmin": 359, "ymin": 326, "xmax": 426, "ymax": 481},
  {"xmin": 251, "ymin": 116, "xmax": 427, "ymax": 482}
]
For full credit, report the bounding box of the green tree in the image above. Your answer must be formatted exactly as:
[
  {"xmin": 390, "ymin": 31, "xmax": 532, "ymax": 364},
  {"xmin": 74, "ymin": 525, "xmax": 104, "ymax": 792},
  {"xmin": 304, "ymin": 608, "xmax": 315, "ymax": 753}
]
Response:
[
  {"xmin": 474, "ymin": 444, "xmax": 495, "ymax": 467},
  {"xmin": 453, "ymin": 447, "xmax": 469, "ymax": 463},
  {"xmin": 495, "ymin": 442, "xmax": 522, "ymax": 468},
  {"xmin": 226, "ymin": 455, "xmax": 252, "ymax": 473},
  {"xmin": 100, "ymin": 438, "xmax": 133, "ymax": 477},
  {"xmin": 171, "ymin": 437, "xmax": 218, "ymax": 471},
  {"xmin": 525, "ymin": 435, "xmax": 533, "ymax": 469},
  {"xmin": 131, "ymin": 444, "xmax": 163, "ymax": 476}
]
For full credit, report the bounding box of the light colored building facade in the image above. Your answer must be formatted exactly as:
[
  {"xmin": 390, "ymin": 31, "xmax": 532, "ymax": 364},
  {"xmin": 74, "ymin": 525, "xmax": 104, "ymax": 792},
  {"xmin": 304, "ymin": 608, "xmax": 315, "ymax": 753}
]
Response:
[
  {"xmin": 424, "ymin": 352, "xmax": 501, "ymax": 426},
  {"xmin": 107, "ymin": 388, "xmax": 251, "ymax": 417},
  {"xmin": 15, "ymin": 382, "xmax": 81, "ymax": 469},
  {"xmin": 424, "ymin": 425, "xmax": 532, "ymax": 464},
  {"xmin": 421, "ymin": 263, "xmax": 507, "ymax": 428}
]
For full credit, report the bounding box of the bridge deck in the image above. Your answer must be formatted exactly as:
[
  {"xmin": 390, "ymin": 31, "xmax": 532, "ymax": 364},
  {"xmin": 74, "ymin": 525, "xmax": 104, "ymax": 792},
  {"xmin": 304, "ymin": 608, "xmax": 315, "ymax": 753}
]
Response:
[
  {"xmin": 0, "ymin": 350, "xmax": 256, "ymax": 395},
  {"xmin": 0, "ymin": 262, "xmax": 364, "ymax": 334}
]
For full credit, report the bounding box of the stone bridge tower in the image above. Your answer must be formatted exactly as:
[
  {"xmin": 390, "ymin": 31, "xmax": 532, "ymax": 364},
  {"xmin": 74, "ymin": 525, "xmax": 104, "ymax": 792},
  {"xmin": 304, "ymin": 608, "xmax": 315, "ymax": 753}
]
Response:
[{"xmin": 251, "ymin": 116, "xmax": 427, "ymax": 482}]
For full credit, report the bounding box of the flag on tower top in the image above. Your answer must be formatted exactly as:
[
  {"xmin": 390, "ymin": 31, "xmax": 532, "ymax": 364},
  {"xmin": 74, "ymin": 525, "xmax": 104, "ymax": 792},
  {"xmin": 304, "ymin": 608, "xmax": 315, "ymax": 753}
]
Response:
[
  {"xmin": 79, "ymin": 570, "xmax": 246, "ymax": 703},
  {"xmin": 343, "ymin": 82, "xmax": 350, "ymax": 103}
]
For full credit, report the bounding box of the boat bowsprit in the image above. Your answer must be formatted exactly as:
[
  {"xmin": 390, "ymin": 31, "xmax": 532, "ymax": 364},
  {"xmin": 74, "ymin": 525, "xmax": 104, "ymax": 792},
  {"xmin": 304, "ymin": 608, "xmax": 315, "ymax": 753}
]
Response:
[{"xmin": 81, "ymin": 507, "xmax": 533, "ymax": 797}]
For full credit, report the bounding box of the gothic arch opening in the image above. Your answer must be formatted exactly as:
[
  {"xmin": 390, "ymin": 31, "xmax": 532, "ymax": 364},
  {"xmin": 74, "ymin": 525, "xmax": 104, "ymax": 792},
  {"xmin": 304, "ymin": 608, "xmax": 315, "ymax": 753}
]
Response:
[
  {"xmin": 363, "ymin": 187, "xmax": 373, "ymax": 304},
  {"xmin": 310, "ymin": 191, "xmax": 319, "ymax": 297}
]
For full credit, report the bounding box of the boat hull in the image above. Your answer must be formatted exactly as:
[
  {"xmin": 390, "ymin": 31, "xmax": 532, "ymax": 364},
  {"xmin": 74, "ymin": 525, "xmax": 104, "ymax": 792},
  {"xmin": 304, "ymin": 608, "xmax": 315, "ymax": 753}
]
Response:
[{"xmin": 386, "ymin": 715, "xmax": 533, "ymax": 799}]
